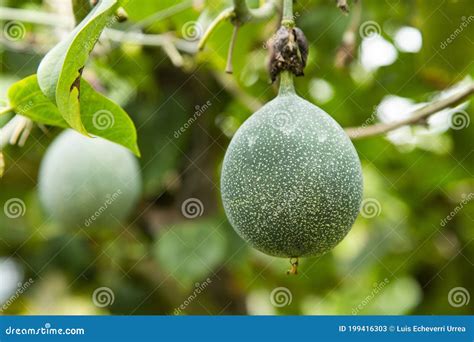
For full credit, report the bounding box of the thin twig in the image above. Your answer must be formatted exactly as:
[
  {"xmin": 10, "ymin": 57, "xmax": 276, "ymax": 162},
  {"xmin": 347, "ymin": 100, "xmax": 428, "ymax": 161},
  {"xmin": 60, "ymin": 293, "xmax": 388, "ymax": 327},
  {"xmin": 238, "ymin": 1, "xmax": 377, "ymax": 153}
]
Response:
[
  {"xmin": 225, "ymin": 24, "xmax": 240, "ymax": 74},
  {"xmin": 161, "ymin": 40, "xmax": 185, "ymax": 67},
  {"xmin": 0, "ymin": 6, "xmax": 196, "ymax": 53},
  {"xmin": 0, "ymin": 6, "xmax": 73, "ymax": 27},
  {"xmin": 345, "ymin": 83, "xmax": 474, "ymax": 139},
  {"xmin": 105, "ymin": 29, "xmax": 197, "ymax": 53},
  {"xmin": 335, "ymin": 0, "xmax": 361, "ymax": 68},
  {"xmin": 248, "ymin": 0, "xmax": 280, "ymax": 20},
  {"xmin": 198, "ymin": 8, "xmax": 234, "ymax": 50},
  {"xmin": 198, "ymin": 0, "xmax": 278, "ymax": 51}
]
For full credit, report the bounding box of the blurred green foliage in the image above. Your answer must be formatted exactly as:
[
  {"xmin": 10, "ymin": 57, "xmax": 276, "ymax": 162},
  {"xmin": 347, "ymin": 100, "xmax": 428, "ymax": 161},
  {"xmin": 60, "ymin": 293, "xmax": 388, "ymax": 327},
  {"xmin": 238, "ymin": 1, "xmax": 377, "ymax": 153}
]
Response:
[{"xmin": 0, "ymin": 0, "xmax": 473, "ymax": 315}]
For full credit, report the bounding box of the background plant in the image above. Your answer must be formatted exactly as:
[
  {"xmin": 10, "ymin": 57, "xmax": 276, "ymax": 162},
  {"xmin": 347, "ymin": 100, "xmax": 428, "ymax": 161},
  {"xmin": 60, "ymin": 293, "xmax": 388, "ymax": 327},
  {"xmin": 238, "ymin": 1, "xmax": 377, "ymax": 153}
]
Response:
[{"xmin": 0, "ymin": 0, "xmax": 473, "ymax": 315}]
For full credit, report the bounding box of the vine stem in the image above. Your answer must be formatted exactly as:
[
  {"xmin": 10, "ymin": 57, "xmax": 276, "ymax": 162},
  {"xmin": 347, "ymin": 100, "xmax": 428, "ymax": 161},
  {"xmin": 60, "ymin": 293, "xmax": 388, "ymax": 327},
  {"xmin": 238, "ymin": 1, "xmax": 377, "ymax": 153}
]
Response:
[
  {"xmin": 198, "ymin": 0, "xmax": 279, "ymax": 50},
  {"xmin": 0, "ymin": 6, "xmax": 72, "ymax": 27},
  {"xmin": 0, "ymin": 6, "xmax": 196, "ymax": 53},
  {"xmin": 225, "ymin": 24, "xmax": 240, "ymax": 74},
  {"xmin": 198, "ymin": 8, "xmax": 234, "ymax": 51},
  {"xmin": 345, "ymin": 82, "xmax": 474, "ymax": 139},
  {"xmin": 234, "ymin": 0, "xmax": 279, "ymax": 23},
  {"xmin": 335, "ymin": 0, "xmax": 361, "ymax": 68}
]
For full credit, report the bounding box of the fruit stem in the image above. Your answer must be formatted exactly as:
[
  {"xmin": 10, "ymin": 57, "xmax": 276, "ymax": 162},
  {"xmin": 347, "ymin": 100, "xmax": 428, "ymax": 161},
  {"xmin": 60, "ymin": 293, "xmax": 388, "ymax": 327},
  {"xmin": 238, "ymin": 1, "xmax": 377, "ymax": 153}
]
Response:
[
  {"xmin": 282, "ymin": 0, "xmax": 294, "ymax": 27},
  {"xmin": 278, "ymin": 71, "xmax": 295, "ymax": 95},
  {"xmin": 287, "ymin": 257, "xmax": 299, "ymax": 275}
]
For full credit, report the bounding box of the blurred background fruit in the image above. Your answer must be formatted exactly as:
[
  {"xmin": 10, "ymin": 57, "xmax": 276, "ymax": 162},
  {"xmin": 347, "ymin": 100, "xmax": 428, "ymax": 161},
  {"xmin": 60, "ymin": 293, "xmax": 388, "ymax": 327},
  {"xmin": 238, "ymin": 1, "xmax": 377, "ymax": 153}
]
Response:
[{"xmin": 38, "ymin": 129, "xmax": 141, "ymax": 228}]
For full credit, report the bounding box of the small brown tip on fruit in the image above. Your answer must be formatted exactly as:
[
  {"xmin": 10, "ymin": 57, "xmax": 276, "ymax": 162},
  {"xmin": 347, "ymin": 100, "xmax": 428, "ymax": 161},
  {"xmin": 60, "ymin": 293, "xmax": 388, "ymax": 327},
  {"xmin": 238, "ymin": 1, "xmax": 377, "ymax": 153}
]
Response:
[{"xmin": 287, "ymin": 257, "xmax": 299, "ymax": 275}]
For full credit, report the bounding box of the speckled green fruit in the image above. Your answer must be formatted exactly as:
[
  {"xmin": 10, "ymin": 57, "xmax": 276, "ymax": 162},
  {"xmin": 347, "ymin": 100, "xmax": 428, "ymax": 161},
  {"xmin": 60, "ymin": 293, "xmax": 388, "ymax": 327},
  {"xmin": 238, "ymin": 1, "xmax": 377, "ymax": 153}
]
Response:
[
  {"xmin": 221, "ymin": 76, "xmax": 363, "ymax": 258},
  {"xmin": 38, "ymin": 130, "xmax": 141, "ymax": 228}
]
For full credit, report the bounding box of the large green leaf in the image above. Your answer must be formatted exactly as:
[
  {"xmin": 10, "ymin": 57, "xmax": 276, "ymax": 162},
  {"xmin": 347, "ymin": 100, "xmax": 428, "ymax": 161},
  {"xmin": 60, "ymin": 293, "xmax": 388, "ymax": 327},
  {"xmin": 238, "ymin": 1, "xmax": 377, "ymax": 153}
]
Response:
[
  {"xmin": 37, "ymin": 0, "xmax": 120, "ymax": 133},
  {"xmin": 8, "ymin": 75, "xmax": 140, "ymax": 156}
]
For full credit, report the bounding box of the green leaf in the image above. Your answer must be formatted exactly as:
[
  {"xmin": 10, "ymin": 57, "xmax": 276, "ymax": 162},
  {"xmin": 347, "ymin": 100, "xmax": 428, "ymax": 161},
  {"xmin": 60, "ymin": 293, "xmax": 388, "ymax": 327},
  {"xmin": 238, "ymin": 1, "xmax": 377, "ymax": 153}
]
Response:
[
  {"xmin": 7, "ymin": 77, "xmax": 68, "ymax": 128},
  {"xmin": 80, "ymin": 81, "xmax": 140, "ymax": 156},
  {"xmin": 37, "ymin": 0, "xmax": 120, "ymax": 134},
  {"xmin": 8, "ymin": 75, "xmax": 140, "ymax": 156}
]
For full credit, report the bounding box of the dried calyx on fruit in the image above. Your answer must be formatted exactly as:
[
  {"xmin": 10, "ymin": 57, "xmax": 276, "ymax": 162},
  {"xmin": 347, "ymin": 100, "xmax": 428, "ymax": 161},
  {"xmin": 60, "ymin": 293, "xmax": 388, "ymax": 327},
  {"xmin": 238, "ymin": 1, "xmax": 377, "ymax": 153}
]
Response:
[{"xmin": 268, "ymin": 25, "xmax": 308, "ymax": 83}]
